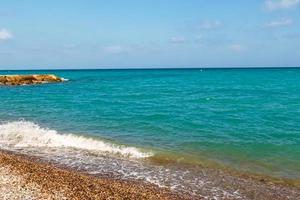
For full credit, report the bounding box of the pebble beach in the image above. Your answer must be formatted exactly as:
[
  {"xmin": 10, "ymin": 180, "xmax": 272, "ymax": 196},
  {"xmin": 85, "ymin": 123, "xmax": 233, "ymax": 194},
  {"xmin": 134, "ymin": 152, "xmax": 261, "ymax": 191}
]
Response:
[
  {"xmin": 0, "ymin": 151, "xmax": 184, "ymax": 200},
  {"xmin": 1, "ymin": 150, "xmax": 300, "ymax": 199},
  {"xmin": 1, "ymin": 70, "xmax": 300, "ymax": 199}
]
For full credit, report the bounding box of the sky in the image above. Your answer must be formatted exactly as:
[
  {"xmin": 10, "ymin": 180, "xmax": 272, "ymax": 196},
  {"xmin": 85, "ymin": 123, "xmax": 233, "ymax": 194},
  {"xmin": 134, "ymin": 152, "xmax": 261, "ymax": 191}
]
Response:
[{"xmin": 0, "ymin": 0, "xmax": 300, "ymax": 69}]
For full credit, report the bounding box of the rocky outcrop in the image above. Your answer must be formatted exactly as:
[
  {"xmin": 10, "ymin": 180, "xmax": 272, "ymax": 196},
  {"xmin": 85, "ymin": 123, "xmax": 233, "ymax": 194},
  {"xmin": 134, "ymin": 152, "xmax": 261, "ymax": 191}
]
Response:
[{"xmin": 0, "ymin": 74, "xmax": 64, "ymax": 85}]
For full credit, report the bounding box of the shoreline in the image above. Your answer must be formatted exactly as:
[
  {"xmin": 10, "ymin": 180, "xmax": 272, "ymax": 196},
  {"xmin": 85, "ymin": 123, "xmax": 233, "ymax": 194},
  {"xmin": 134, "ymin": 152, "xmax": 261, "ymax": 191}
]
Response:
[
  {"xmin": 148, "ymin": 151, "xmax": 300, "ymax": 188},
  {"xmin": 1, "ymin": 150, "xmax": 300, "ymax": 199},
  {"xmin": 0, "ymin": 150, "xmax": 185, "ymax": 200}
]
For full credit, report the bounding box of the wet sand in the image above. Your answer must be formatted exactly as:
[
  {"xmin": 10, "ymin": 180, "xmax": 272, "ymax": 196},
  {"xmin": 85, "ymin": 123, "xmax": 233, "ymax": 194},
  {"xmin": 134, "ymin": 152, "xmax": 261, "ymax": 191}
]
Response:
[{"xmin": 0, "ymin": 150, "xmax": 300, "ymax": 200}]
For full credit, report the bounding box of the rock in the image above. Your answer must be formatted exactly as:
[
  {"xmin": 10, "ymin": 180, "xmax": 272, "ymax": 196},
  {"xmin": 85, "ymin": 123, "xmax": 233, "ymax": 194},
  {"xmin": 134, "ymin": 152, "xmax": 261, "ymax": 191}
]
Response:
[
  {"xmin": 0, "ymin": 74, "xmax": 64, "ymax": 85},
  {"xmin": 0, "ymin": 76, "xmax": 7, "ymax": 83}
]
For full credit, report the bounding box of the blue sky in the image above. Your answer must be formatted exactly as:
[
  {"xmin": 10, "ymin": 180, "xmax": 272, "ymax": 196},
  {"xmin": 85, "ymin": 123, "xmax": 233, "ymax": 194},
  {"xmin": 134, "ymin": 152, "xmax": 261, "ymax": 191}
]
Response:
[{"xmin": 0, "ymin": 0, "xmax": 299, "ymax": 69}]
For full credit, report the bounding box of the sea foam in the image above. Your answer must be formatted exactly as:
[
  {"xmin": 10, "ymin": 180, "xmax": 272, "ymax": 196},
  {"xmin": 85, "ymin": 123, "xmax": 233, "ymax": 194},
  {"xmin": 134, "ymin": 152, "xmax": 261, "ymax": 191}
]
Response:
[
  {"xmin": 0, "ymin": 121, "xmax": 151, "ymax": 159},
  {"xmin": 0, "ymin": 121, "xmax": 242, "ymax": 199},
  {"xmin": 61, "ymin": 77, "xmax": 69, "ymax": 81}
]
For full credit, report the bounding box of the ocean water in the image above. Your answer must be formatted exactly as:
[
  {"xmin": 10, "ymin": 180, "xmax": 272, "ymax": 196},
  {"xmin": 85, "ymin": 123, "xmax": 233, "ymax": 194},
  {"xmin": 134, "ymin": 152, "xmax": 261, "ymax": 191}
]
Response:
[{"xmin": 0, "ymin": 68, "xmax": 300, "ymax": 196}]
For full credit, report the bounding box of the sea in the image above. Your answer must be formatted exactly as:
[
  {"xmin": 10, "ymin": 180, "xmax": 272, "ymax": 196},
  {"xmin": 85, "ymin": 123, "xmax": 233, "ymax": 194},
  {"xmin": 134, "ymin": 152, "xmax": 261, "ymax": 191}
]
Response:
[{"xmin": 0, "ymin": 68, "xmax": 299, "ymax": 197}]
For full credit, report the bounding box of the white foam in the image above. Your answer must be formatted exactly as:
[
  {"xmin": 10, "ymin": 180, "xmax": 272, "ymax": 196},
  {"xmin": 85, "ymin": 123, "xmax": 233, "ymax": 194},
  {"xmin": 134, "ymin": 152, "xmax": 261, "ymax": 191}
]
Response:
[
  {"xmin": 0, "ymin": 121, "xmax": 245, "ymax": 198},
  {"xmin": 61, "ymin": 78, "xmax": 69, "ymax": 81},
  {"xmin": 0, "ymin": 121, "xmax": 151, "ymax": 158}
]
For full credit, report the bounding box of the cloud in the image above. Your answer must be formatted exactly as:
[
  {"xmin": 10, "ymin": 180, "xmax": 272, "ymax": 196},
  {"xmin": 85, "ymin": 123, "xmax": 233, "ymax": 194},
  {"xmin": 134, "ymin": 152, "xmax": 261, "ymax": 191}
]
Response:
[
  {"xmin": 169, "ymin": 37, "xmax": 186, "ymax": 44},
  {"xmin": 266, "ymin": 18, "xmax": 293, "ymax": 27},
  {"xmin": 265, "ymin": 0, "xmax": 300, "ymax": 10},
  {"xmin": 0, "ymin": 29, "xmax": 13, "ymax": 40},
  {"xmin": 200, "ymin": 20, "xmax": 221, "ymax": 30},
  {"xmin": 228, "ymin": 44, "xmax": 247, "ymax": 52}
]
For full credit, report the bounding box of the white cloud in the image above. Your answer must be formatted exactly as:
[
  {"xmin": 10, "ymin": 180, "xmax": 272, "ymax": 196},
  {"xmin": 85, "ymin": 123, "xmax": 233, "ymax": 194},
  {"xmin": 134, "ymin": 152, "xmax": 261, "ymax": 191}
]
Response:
[
  {"xmin": 0, "ymin": 29, "xmax": 13, "ymax": 40},
  {"xmin": 228, "ymin": 44, "xmax": 247, "ymax": 52},
  {"xmin": 266, "ymin": 18, "xmax": 293, "ymax": 27},
  {"xmin": 265, "ymin": 0, "xmax": 300, "ymax": 10},
  {"xmin": 169, "ymin": 37, "xmax": 186, "ymax": 44},
  {"xmin": 200, "ymin": 20, "xmax": 221, "ymax": 30}
]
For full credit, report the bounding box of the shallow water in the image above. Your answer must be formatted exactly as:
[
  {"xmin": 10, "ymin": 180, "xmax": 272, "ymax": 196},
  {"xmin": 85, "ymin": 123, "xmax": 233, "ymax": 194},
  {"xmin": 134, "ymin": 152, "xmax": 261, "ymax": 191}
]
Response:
[{"xmin": 0, "ymin": 68, "xmax": 300, "ymax": 190}]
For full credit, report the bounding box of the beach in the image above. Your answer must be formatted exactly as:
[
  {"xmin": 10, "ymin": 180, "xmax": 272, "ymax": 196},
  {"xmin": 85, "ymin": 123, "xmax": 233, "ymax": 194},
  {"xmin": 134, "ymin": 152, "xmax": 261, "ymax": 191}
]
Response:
[
  {"xmin": 0, "ymin": 151, "xmax": 183, "ymax": 200},
  {"xmin": 1, "ymin": 69, "xmax": 300, "ymax": 199},
  {"xmin": 2, "ymin": 0, "xmax": 300, "ymax": 199},
  {"xmin": 1, "ymin": 150, "xmax": 300, "ymax": 200}
]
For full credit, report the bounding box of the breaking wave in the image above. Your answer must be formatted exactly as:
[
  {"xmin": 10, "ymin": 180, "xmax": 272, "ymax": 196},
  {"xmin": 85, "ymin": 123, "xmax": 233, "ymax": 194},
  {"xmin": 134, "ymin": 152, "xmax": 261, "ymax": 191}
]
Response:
[
  {"xmin": 0, "ymin": 121, "xmax": 152, "ymax": 159},
  {"xmin": 0, "ymin": 121, "xmax": 246, "ymax": 199}
]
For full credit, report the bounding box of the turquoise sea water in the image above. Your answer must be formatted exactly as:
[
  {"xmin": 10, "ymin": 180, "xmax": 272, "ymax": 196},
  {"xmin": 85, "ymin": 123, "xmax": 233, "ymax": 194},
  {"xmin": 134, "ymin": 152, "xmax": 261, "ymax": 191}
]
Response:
[{"xmin": 0, "ymin": 68, "xmax": 300, "ymax": 189}]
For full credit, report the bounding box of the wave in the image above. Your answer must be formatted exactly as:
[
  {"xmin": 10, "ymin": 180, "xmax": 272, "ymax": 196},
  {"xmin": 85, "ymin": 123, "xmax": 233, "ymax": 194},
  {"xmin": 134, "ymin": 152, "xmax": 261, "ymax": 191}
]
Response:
[
  {"xmin": 0, "ymin": 121, "xmax": 152, "ymax": 159},
  {"xmin": 0, "ymin": 121, "xmax": 245, "ymax": 198},
  {"xmin": 61, "ymin": 77, "xmax": 69, "ymax": 81}
]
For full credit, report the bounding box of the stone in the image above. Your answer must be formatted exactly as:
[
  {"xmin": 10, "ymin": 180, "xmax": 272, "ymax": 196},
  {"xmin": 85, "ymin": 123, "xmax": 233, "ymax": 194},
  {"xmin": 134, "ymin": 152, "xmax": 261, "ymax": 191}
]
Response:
[{"xmin": 0, "ymin": 74, "xmax": 64, "ymax": 85}]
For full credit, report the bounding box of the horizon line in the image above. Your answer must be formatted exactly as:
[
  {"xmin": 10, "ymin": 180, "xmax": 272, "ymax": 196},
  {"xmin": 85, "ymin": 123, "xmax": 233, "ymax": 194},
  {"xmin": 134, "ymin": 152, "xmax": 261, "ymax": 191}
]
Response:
[{"xmin": 0, "ymin": 66, "xmax": 300, "ymax": 71}]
